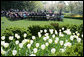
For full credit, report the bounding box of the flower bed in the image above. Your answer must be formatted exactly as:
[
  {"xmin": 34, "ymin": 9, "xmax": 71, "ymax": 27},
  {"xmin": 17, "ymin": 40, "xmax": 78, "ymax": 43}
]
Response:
[{"xmin": 1, "ymin": 28, "xmax": 83, "ymax": 56}]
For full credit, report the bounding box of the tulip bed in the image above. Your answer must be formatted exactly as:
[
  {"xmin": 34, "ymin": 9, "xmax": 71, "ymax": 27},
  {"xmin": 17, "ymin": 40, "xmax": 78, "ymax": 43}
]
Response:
[{"xmin": 1, "ymin": 28, "xmax": 83, "ymax": 56}]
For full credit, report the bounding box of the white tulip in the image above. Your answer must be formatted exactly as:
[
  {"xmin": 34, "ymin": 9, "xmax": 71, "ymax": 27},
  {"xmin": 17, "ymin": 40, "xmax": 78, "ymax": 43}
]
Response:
[
  {"xmin": 1, "ymin": 41, "xmax": 5, "ymax": 46},
  {"xmin": 77, "ymin": 33, "xmax": 80, "ymax": 36},
  {"xmin": 22, "ymin": 39, "xmax": 28, "ymax": 44},
  {"xmin": 64, "ymin": 42, "xmax": 72, "ymax": 47},
  {"xmin": 52, "ymin": 34, "xmax": 55, "ymax": 38},
  {"xmin": 75, "ymin": 31, "xmax": 78, "ymax": 34},
  {"xmin": 60, "ymin": 41, "xmax": 64, "ymax": 45},
  {"xmin": 54, "ymin": 40, "xmax": 58, "ymax": 44},
  {"xmin": 40, "ymin": 30, "xmax": 43, "ymax": 33},
  {"xmin": 27, "ymin": 44, "xmax": 31, "ymax": 49},
  {"xmin": 55, "ymin": 37, "xmax": 59, "ymax": 41},
  {"xmin": 41, "ymin": 44, "xmax": 45, "ymax": 50},
  {"xmin": 51, "ymin": 48, "xmax": 56, "ymax": 54},
  {"xmin": 15, "ymin": 40, "xmax": 19, "ymax": 45},
  {"xmin": 15, "ymin": 34, "xmax": 20, "ymax": 39},
  {"xmin": 30, "ymin": 40, "xmax": 33, "ymax": 45},
  {"xmin": 82, "ymin": 34, "xmax": 83, "ymax": 38},
  {"xmin": 33, "ymin": 48, "xmax": 38, "ymax": 53},
  {"xmin": 32, "ymin": 36, "xmax": 36, "ymax": 40},
  {"xmin": 29, "ymin": 54, "xmax": 36, "ymax": 56},
  {"xmin": 45, "ymin": 36, "xmax": 49, "ymax": 40},
  {"xmin": 59, "ymin": 32, "xmax": 64, "ymax": 37},
  {"xmin": 45, "ymin": 42, "xmax": 49, "ymax": 46},
  {"xmin": 43, "ymin": 37, "xmax": 47, "ymax": 41},
  {"xmin": 70, "ymin": 35, "xmax": 74, "ymax": 41},
  {"xmin": 12, "ymin": 50, "xmax": 17, "ymax": 56},
  {"xmin": 60, "ymin": 48, "xmax": 65, "ymax": 52},
  {"xmin": 59, "ymin": 29, "xmax": 61, "ymax": 32},
  {"xmin": 17, "ymin": 35, "xmax": 20, "ymax": 39},
  {"xmin": 49, "ymin": 29, "xmax": 53, "ymax": 34},
  {"xmin": 36, "ymin": 43, "xmax": 39, "ymax": 48},
  {"xmin": 77, "ymin": 38, "xmax": 81, "ymax": 43},
  {"xmin": 62, "ymin": 27, "xmax": 64, "ymax": 30},
  {"xmin": 19, "ymin": 43, "xmax": 23, "ymax": 48},
  {"xmin": 45, "ymin": 33, "xmax": 49, "ymax": 36},
  {"xmin": 38, "ymin": 32, "xmax": 41, "ymax": 38},
  {"xmin": 24, "ymin": 33, "xmax": 27, "ymax": 38},
  {"xmin": 44, "ymin": 29, "xmax": 47, "ymax": 33},
  {"xmin": 55, "ymin": 30, "xmax": 58, "ymax": 35},
  {"xmin": 65, "ymin": 40, "xmax": 68, "ymax": 42},
  {"xmin": 63, "ymin": 29, "xmax": 71, "ymax": 35},
  {"xmin": 48, "ymin": 39, "xmax": 52, "ymax": 44},
  {"xmin": 1, "ymin": 50, "xmax": 6, "ymax": 55},
  {"xmin": 1, "ymin": 36, "xmax": 5, "ymax": 40},
  {"xmin": 15, "ymin": 33, "xmax": 18, "ymax": 37},
  {"xmin": 4, "ymin": 43, "xmax": 9, "ymax": 48},
  {"xmin": 9, "ymin": 36, "xmax": 14, "ymax": 40}
]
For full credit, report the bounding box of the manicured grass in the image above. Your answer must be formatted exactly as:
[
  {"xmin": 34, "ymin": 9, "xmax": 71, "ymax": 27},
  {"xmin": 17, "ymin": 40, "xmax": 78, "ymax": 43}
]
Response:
[{"xmin": 1, "ymin": 17, "xmax": 83, "ymax": 35}]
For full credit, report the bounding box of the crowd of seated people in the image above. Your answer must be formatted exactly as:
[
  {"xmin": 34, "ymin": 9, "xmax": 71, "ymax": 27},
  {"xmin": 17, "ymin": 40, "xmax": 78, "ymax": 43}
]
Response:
[{"xmin": 1, "ymin": 9, "xmax": 64, "ymax": 21}]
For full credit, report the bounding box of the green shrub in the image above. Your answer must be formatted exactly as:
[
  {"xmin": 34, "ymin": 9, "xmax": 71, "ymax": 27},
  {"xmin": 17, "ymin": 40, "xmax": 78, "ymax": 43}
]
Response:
[
  {"xmin": 28, "ymin": 25, "xmax": 54, "ymax": 37},
  {"xmin": 2, "ymin": 27, "xmax": 31, "ymax": 42},
  {"xmin": 64, "ymin": 43, "xmax": 83, "ymax": 56}
]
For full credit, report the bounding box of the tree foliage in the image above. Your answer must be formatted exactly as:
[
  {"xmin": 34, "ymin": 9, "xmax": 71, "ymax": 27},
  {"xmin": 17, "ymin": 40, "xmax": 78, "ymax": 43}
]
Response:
[{"xmin": 1, "ymin": 1, "xmax": 43, "ymax": 12}]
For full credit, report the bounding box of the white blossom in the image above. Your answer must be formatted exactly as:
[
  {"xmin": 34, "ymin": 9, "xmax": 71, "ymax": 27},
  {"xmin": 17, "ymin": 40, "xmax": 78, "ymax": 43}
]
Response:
[
  {"xmin": 45, "ymin": 33, "xmax": 49, "ymax": 36},
  {"xmin": 30, "ymin": 40, "xmax": 33, "ymax": 45},
  {"xmin": 40, "ymin": 30, "xmax": 43, "ymax": 33},
  {"xmin": 9, "ymin": 36, "xmax": 14, "ymax": 40},
  {"xmin": 41, "ymin": 44, "xmax": 45, "ymax": 50},
  {"xmin": 43, "ymin": 37, "xmax": 47, "ymax": 41},
  {"xmin": 62, "ymin": 27, "xmax": 64, "ymax": 30},
  {"xmin": 15, "ymin": 40, "xmax": 19, "ymax": 45},
  {"xmin": 24, "ymin": 33, "xmax": 27, "ymax": 38},
  {"xmin": 33, "ymin": 48, "xmax": 38, "ymax": 53},
  {"xmin": 27, "ymin": 44, "xmax": 31, "ymax": 49},
  {"xmin": 48, "ymin": 39, "xmax": 52, "ymax": 44},
  {"xmin": 22, "ymin": 39, "xmax": 28, "ymax": 44},
  {"xmin": 1, "ymin": 41, "xmax": 5, "ymax": 46},
  {"xmin": 64, "ymin": 42, "xmax": 72, "ymax": 47},
  {"xmin": 44, "ymin": 29, "xmax": 47, "ymax": 33},
  {"xmin": 45, "ymin": 42, "xmax": 49, "ymax": 46},
  {"xmin": 55, "ymin": 30, "xmax": 58, "ymax": 35},
  {"xmin": 52, "ymin": 34, "xmax": 55, "ymax": 38},
  {"xmin": 49, "ymin": 29, "xmax": 53, "ymax": 34},
  {"xmin": 15, "ymin": 34, "xmax": 20, "ymax": 39},
  {"xmin": 29, "ymin": 54, "xmax": 36, "ymax": 56},
  {"xmin": 36, "ymin": 43, "xmax": 39, "ymax": 48},
  {"xmin": 77, "ymin": 38, "xmax": 81, "ymax": 43},
  {"xmin": 51, "ymin": 48, "xmax": 56, "ymax": 53},
  {"xmin": 64, "ymin": 29, "xmax": 71, "ymax": 35},
  {"xmin": 32, "ymin": 36, "xmax": 36, "ymax": 40},
  {"xmin": 59, "ymin": 32, "xmax": 64, "ymax": 37},
  {"xmin": 70, "ymin": 35, "xmax": 74, "ymax": 41},
  {"xmin": 12, "ymin": 50, "xmax": 17, "ymax": 56},
  {"xmin": 1, "ymin": 36, "xmax": 5, "ymax": 40},
  {"xmin": 60, "ymin": 48, "xmax": 65, "ymax": 52},
  {"xmin": 54, "ymin": 40, "xmax": 58, "ymax": 44},
  {"xmin": 46, "ymin": 36, "xmax": 49, "ymax": 39},
  {"xmin": 38, "ymin": 32, "xmax": 41, "ymax": 38},
  {"xmin": 19, "ymin": 43, "xmax": 23, "ymax": 48},
  {"xmin": 4, "ymin": 43, "xmax": 9, "ymax": 48},
  {"xmin": 55, "ymin": 37, "xmax": 59, "ymax": 41},
  {"xmin": 60, "ymin": 41, "xmax": 64, "ymax": 45},
  {"xmin": 82, "ymin": 34, "xmax": 83, "ymax": 38},
  {"xmin": 1, "ymin": 50, "xmax": 6, "ymax": 55},
  {"xmin": 59, "ymin": 29, "xmax": 61, "ymax": 32}
]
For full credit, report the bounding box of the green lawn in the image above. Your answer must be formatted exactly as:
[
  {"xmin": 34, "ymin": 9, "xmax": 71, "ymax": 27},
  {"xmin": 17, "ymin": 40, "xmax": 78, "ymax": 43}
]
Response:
[{"xmin": 1, "ymin": 17, "xmax": 83, "ymax": 35}]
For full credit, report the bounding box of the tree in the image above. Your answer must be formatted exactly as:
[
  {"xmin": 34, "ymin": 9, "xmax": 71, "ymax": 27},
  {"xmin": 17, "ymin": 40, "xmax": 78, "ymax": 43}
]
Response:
[{"xmin": 1, "ymin": 1, "xmax": 44, "ymax": 12}]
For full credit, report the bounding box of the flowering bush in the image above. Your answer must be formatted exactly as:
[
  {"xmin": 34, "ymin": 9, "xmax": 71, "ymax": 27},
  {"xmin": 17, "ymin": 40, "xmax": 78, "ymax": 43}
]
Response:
[{"xmin": 1, "ymin": 28, "xmax": 83, "ymax": 56}]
